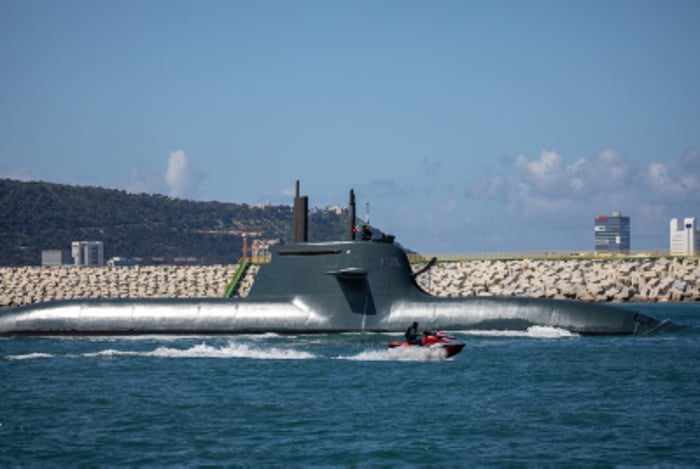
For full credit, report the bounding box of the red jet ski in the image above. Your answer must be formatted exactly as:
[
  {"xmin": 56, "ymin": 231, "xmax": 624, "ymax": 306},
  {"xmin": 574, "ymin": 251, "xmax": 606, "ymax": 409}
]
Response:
[{"xmin": 387, "ymin": 331, "xmax": 465, "ymax": 358}]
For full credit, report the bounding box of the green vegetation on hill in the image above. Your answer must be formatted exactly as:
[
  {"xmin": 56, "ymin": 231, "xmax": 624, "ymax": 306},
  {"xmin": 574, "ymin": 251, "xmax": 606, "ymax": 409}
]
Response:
[{"xmin": 0, "ymin": 179, "xmax": 351, "ymax": 266}]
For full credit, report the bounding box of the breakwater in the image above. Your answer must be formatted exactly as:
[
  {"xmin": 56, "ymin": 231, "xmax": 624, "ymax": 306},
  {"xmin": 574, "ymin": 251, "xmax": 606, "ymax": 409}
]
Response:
[
  {"xmin": 414, "ymin": 257, "xmax": 699, "ymax": 302},
  {"xmin": 0, "ymin": 258, "xmax": 698, "ymax": 307}
]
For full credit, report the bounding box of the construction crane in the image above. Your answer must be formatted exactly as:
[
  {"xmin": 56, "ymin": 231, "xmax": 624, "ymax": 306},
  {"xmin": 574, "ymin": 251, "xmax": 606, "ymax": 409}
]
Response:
[
  {"xmin": 240, "ymin": 228, "xmax": 263, "ymax": 262},
  {"xmin": 193, "ymin": 227, "xmax": 263, "ymax": 262}
]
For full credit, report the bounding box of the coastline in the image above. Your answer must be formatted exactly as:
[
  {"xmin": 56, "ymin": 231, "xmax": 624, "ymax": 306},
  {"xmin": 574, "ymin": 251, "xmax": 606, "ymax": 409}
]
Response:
[{"xmin": 1, "ymin": 258, "xmax": 698, "ymax": 307}]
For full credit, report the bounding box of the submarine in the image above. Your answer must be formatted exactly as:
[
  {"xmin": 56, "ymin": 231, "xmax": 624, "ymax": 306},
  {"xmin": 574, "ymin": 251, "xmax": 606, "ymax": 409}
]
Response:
[{"xmin": 0, "ymin": 182, "xmax": 660, "ymax": 336}]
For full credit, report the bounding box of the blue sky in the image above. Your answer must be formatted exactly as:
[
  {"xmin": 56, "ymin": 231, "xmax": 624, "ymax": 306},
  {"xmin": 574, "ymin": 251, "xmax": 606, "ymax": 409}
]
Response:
[{"xmin": 1, "ymin": 0, "xmax": 699, "ymax": 253}]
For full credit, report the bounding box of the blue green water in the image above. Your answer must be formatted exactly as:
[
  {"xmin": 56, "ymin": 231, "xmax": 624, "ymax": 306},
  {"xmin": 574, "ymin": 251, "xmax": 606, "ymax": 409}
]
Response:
[{"xmin": 2, "ymin": 303, "xmax": 699, "ymax": 466}]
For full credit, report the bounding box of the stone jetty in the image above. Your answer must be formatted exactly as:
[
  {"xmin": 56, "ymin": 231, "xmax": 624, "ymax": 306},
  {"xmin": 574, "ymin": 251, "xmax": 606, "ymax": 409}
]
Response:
[
  {"xmin": 413, "ymin": 257, "xmax": 700, "ymax": 302},
  {"xmin": 0, "ymin": 258, "xmax": 698, "ymax": 308}
]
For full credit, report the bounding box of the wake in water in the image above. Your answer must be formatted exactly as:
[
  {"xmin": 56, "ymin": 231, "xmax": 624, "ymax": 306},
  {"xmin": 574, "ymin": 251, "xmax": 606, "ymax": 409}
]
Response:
[
  {"xmin": 4, "ymin": 352, "xmax": 54, "ymax": 361},
  {"xmin": 3, "ymin": 327, "xmax": 585, "ymax": 362},
  {"xmin": 5, "ymin": 340, "xmax": 316, "ymax": 361},
  {"xmin": 460, "ymin": 325, "xmax": 580, "ymax": 338},
  {"xmin": 6, "ymin": 342, "xmax": 452, "ymax": 362},
  {"xmin": 85, "ymin": 342, "xmax": 317, "ymax": 360},
  {"xmin": 339, "ymin": 345, "xmax": 451, "ymax": 362}
]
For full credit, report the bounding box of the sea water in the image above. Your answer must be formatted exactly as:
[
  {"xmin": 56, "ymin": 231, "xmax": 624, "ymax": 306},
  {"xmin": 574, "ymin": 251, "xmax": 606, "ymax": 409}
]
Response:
[{"xmin": 1, "ymin": 303, "xmax": 699, "ymax": 466}]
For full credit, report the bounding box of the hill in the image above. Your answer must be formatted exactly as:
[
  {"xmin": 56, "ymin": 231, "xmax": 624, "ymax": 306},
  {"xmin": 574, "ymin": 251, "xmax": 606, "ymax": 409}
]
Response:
[{"xmin": 0, "ymin": 179, "xmax": 352, "ymax": 266}]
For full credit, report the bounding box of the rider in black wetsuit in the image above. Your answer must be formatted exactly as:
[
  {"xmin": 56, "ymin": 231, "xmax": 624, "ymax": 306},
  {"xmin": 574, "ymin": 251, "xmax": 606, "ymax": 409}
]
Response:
[{"xmin": 405, "ymin": 321, "xmax": 421, "ymax": 345}]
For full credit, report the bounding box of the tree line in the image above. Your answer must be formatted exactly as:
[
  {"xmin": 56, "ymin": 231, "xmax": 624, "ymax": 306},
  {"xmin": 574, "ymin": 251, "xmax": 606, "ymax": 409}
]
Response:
[{"xmin": 0, "ymin": 179, "xmax": 351, "ymax": 266}]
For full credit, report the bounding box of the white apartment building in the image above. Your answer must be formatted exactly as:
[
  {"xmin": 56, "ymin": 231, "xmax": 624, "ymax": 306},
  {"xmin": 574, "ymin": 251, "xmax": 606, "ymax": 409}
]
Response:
[
  {"xmin": 670, "ymin": 218, "xmax": 700, "ymax": 255},
  {"xmin": 71, "ymin": 241, "xmax": 105, "ymax": 266}
]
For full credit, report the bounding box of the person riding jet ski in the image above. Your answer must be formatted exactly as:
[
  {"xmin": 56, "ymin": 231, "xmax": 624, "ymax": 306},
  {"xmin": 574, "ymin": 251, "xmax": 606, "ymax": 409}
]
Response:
[{"xmin": 404, "ymin": 321, "xmax": 422, "ymax": 345}]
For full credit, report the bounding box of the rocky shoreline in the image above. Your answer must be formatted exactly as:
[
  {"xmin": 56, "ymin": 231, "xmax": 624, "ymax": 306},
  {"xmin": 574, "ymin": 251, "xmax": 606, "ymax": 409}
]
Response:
[{"xmin": 0, "ymin": 258, "xmax": 698, "ymax": 308}]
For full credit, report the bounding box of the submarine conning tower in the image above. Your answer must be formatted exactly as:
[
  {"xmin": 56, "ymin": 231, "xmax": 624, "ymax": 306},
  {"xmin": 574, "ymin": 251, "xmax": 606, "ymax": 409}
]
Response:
[{"xmin": 247, "ymin": 182, "xmax": 416, "ymax": 327}]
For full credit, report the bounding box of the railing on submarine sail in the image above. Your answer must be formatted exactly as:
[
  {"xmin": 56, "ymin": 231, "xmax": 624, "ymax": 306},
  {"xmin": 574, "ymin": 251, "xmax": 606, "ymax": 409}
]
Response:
[{"xmin": 245, "ymin": 254, "xmax": 271, "ymax": 264}]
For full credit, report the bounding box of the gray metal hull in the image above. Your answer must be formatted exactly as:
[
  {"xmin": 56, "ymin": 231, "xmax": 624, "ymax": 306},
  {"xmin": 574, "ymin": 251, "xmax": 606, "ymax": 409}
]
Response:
[
  {"xmin": 0, "ymin": 295, "xmax": 657, "ymax": 336},
  {"xmin": 0, "ymin": 241, "xmax": 660, "ymax": 336},
  {"xmin": 383, "ymin": 297, "xmax": 656, "ymax": 335},
  {"xmin": 0, "ymin": 298, "xmax": 329, "ymax": 335}
]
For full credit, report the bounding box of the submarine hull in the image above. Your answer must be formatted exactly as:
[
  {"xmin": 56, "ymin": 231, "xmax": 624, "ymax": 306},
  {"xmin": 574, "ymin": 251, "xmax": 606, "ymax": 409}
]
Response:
[
  {"xmin": 384, "ymin": 297, "xmax": 657, "ymax": 335},
  {"xmin": 0, "ymin": 296, "xmax": 657, "ymax": 336},
  {"xmin": 0, "ymin": 240, "xmax": 660, "ymax": 336},
  {"xmin": 0, "ymin": 298, "xmax": 331, "ymax": 336}
]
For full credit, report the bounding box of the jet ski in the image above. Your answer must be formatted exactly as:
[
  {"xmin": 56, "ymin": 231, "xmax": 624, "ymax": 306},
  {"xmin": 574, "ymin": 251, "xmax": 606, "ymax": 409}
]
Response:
[{"xmin": 387, "ymin": 331, "xmax": 465, "ymax": 358}]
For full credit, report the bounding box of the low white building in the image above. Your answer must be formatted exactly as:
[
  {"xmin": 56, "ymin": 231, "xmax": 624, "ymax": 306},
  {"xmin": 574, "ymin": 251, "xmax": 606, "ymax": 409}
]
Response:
[
  {"xmin": 670, "ymin": 218, "xmax": 700, "ymax": 255},
  {"xmin": 42, "ymin": 250, "xmax": 71, "ymax": 266}
]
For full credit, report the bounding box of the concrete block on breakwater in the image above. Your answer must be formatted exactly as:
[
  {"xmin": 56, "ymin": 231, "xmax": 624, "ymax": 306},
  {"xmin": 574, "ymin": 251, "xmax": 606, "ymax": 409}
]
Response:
[
  {"xmin": 0, "ymin": 265, "xmax": 236, "ymax": 308},
  {"xmin": 0, "ymin": 258, "xmax": 698, "ymax": 307},
  {"xmin": 412, "ymin": 257, "xmax": 700, "ymax": 303}
]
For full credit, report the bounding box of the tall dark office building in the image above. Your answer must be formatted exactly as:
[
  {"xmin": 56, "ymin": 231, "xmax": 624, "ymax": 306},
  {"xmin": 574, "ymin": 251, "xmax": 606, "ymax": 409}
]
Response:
[{"xmin": 594, "ymin": 212, "xmax": 630, "ymax": 252}]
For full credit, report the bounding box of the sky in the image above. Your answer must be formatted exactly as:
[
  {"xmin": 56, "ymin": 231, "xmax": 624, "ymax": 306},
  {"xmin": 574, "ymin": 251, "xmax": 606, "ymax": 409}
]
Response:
[{"xmin": 1, "ymin": 0, "xmax": 699, "ymax": 254}]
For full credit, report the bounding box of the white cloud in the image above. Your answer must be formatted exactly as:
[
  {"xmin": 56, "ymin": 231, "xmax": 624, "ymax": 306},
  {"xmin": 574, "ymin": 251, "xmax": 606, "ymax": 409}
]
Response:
[
  {"xmin": 472, "ymin": 149, "xmax": 641, "ymax": 213},
  {"xmin": 579, "ymin": 149, "xmax": 635, "ymax": 192},
  {"xmin": 165, "ymin": 150, "xmax": 205, "ymax": 199},
  {"xmin": 647, "ymin": 148, "xmax": 700, "ymax": 201},
  {"xmin": 465, "ymin": 147, "xmax": 700, "ymax": 250},
  {"xmin": 508, "ymin": 149, "xmax": 636, "ymax": 201},
  {"xmin": 648, "ymin": 163, "xmax": 675, "ymax": 195},
  {"xmin": 514, "ymin": 150, "xmax": 570, "ymax": 194}
]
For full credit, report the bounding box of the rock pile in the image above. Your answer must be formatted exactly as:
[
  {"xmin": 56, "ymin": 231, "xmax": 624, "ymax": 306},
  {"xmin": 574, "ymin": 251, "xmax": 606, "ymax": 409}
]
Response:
[
  {"xmin": 413, "ymin": 258, "xmax": 700, "ymax": 302},
  {"xmin": 0, "ymin": 265, "xmax": 236, "ymax": 307},
  {"xmin": 0, "ymin": 258, "xmax": 698, "ymax": 307}
]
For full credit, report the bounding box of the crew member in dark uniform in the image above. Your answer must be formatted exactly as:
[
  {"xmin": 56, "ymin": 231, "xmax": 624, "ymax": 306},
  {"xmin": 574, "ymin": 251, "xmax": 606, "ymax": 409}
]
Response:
[{"xmin": 361, "ymin": 224, "xmax": 372, "ymax": 241}]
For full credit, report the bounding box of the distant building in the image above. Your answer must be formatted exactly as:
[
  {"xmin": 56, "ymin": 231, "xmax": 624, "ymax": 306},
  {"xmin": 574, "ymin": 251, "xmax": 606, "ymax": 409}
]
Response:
[
  {"xmin": 670, "ymin": 218, "xmax": 700, "ymax": 255},
  {"xmin": 594, "ymin": 212, "xmax": 630, "ymax": 252},
  {"xmin": 71, "ymin": 241, "xmax": 104, "ymax": 266},
  {"xmin": 326, "ymin": 205, "xmax": 345, "ymax": 215},
  {"xmin": 252, "ymin": 201, "xmax": 272, "ymax": 209},
  {"xmin": 41, "ymin": 249, "xmax": 71, "ymax": 266}
]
